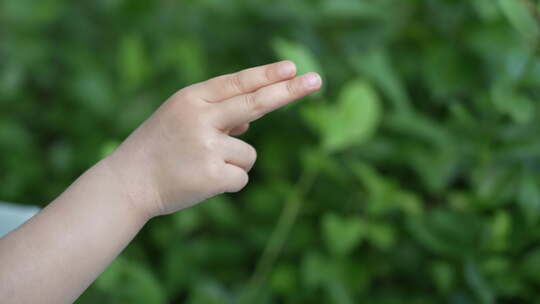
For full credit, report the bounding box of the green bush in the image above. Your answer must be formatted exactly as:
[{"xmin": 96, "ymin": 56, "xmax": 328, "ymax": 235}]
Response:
[{"xmin": 2, "ymin": 0, "xmax": 540, "ymax": 303}]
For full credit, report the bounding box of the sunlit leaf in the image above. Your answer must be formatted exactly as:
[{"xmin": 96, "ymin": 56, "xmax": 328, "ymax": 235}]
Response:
[
  {"xmin": 303, "ymin": 79, "xmax": 381, "ymax": 152},
  {"xmin": 498, "ymin": 0, "xmax": 540, "ymax": 41}
]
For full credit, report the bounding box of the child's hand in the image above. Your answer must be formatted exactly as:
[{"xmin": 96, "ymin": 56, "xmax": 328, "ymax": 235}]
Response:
[
  {"xmin": 0, "ymin": 61, "xmax": 321, "ymax": 303},
  {"xmin": 105, "ymin": 61, "xmax": 322, "ymax": 218}
]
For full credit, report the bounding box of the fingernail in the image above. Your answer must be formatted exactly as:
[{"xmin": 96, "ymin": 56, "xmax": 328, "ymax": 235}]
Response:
[
  {"xmin": 278, "ymin": 61, "xmax": 296, "ymax": 78},
  {"xmin": 302, "ymin": 73, "xmax": 321, "ymax": 89}
]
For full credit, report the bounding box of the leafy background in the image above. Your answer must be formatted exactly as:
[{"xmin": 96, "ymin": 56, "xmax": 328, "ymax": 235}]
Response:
[{"xmin": 2, "ymin": 0, "xmax": 540, "ymax": 303}]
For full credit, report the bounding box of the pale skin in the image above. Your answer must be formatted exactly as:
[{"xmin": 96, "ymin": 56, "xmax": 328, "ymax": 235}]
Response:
[{"xmin": 0, "ymin": 61, "xmax": 322, "ymax": 303}]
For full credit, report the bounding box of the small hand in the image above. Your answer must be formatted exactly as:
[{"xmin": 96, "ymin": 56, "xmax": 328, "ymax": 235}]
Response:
[{"xmin": 105, "ymin": 61, "xmax": 322, "ymax": 218}]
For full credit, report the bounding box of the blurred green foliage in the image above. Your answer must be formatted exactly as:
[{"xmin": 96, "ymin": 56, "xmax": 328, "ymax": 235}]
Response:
[{"xmin": 2, "ymin": 0, "xmax": 540, "ymax": 303}]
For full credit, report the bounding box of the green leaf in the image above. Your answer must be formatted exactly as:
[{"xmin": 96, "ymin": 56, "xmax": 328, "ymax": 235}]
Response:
[
  {"xmin": 366, "ymin": 221, "xmax": 396, "ymax": 250},
  {"xmin": 270, "ymin": 264, "xmax": 297, "ymax": 295},
  {"xmin": 319, "ymin": 0, "xmax": 391, "ymax": 20},
  {"xmin": 329, "ymin": 80, "xmax": 382, "ymax": 151},
  {"xmin": 385, "ymin": 111, "xmax": 450, "ymax": 147},
  {"xmin": 473, "ymin": 0, "xmax": 502, "ymax": 20},
  {"xmin": 464, "ymin": 259, "xmax": 495, "ymax": 304},
  {"xmin": 407, "ymin": 210, "xmax": 481, "ymax": 257},
  {"xmin": 100, "ymin": 139, "xmax": 120, "ymax": 158},
  {"xmin": 325, "ymin": 279, "xmax": 355, "ymax": 304},
  {"xmin": 322, "ymin": 213, "xmax": 366, "ymax": 256},
  {"xmin": 272, "ymin": 38, "xmax": 324, "ymax": 95},
  {"xmin": 491, "ymin": 83, "xmax": 535, "ymax": 124},
  {"xmin": 172, "ymin": 206, "xmax": 203, "ymax": 234},
  {"xmin": 174, "ymin": 39, "xmax": 207, "ymax": 83},
  {"xmin": 118, "ymin": 35, "xmax": 147, "ymax": 90},
  {"xmin": 201, "ymin": 196, "xmax": 237, "ymax": 228},
  {"xmin": 303, "ymin": 80, "xmax": 381, "ymax": 152},
  {"xmin": 95, "ymin": 258, "xmax": 124, "ymax": 290},
  {"xmin": 352, "ymin": 162, "xmax": 423, "ymax": 216},
  {"xmin": 498, "ymin": 0, "xmax": 540, "ymax": 41},
  {"xmin": 96, "ymin": 257, "xmax": 166, "ymax": 304},
  {"xmin": 350, "ymin": 49, "xmax": 410, "ymax": 112},
  {"xmin": 301, "ymin": 251, "xmax": 330, "ymax": 289},
  {"xmin": 3, "ymin": 0, "xmax": 63, "ymax": 27},
  {"xmin": 72, "ymin": 68, "xmax": 115, "ymax": 116},
  {"xmin": 430, "ymin": 261, "xmax": 455, "ymax": 293},
  {"xmin": 488, "ymin": 210, "xmax": 512, "ymax": 251},
  {"xmin": 521, "ymin": 248, "xmax": 540, "ymax": 283},
  {"xmin": 518, "ymin": 172, "xmax": 540, "ymax": 226},
  {"xmin": 187, "ymin": 280, "xmax": 233, "ymax": 304}
]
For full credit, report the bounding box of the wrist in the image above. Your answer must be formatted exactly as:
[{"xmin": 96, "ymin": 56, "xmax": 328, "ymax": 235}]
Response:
[{"xmin": 97, "ymin": 155, "xmax": 158, "ymax": 222}]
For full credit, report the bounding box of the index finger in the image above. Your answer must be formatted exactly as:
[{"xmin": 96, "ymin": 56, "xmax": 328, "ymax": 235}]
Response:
[
  {"xmin": 214, "ymin": 72, "xmax": 322, "ymax": 128},
  {"xmin": 191, "ymin": 61, "xmax": 297, "ymax": 102}
]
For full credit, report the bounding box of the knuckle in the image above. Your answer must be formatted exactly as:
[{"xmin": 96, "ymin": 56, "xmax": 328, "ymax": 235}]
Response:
[
  {"xmin": 285, "ymin": 79, "xmax": 297, "ymax": 96},
  {"xmin": 243, "ymin": 93, "xmax": 261, "ymax": 114},
  {"xmin": 201, "ymin": 136, "xmax": 218, "ymax": 153},
  {"xmin": 168, "ymin": 101, "xmax": 207, "ymax": 128},
  {"xmin": 264, "ymin": 64, "xmax": 274, "ymax": 81},
  {"xmin": 228, "ymin": 73, "xmax": 245, "ymax": 93}
]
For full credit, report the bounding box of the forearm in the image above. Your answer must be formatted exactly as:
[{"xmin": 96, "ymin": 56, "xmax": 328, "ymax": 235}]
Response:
[{"xmin": 0, "ymin": 158, "xmax": 149, "ymax": 304}]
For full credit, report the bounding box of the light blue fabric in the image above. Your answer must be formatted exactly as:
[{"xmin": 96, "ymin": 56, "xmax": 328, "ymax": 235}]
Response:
[{"xmin": 0, "ymin": 202, "xmax": 40, "ymax": 237}]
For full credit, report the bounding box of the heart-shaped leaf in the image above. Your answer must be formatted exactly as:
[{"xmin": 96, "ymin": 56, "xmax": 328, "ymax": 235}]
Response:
[{"xmin": 303, "ymin": 79, "xmax": 381, "ymax": 152}]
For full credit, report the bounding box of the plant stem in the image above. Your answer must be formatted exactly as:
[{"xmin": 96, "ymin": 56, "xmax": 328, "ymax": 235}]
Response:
[{"xmin": 239, "ymin": 165, "xmax": 319, "ymax": 303}]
